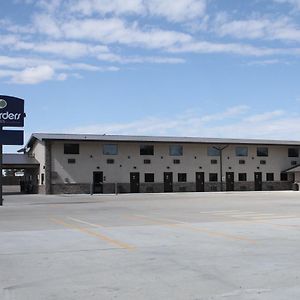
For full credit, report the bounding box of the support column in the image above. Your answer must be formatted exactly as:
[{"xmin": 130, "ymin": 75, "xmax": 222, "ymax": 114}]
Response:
[{"xmin": 45, "ymin": 140, "xmax": 52, "ymax": 194}]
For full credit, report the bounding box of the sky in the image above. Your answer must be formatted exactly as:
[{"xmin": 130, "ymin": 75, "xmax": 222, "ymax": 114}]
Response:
[{"xmin": 1, "ymin": 0, "xmax": 300, "ymax": 152}]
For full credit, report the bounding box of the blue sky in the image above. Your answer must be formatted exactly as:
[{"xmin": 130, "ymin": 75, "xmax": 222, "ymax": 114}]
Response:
[{"xmin": 1, "ymin": 0, "xmax": 300, "ymax": 152}]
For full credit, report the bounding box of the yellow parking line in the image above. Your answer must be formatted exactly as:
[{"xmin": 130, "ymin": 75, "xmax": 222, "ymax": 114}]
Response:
[
  {"xmin": 67, "ymin": 217, "xmax": 104, "ymax": 228},
  {"xmin": 50, "ymin": 218, "xmax": 135, "ymax": 251},
  {"xmin": 222, "ymin": 219, "xmax": 300, "ymax": 229},
  {"xmin": 132, "ymin": 215, "xmax": 256, "ymax": 244}
]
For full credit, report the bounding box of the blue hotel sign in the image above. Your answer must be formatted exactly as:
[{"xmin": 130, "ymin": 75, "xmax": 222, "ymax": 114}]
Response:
[
  {"xmin": 0, "ymin": 95, "xmax": 25, "ymax": 145},
  {"xmin": 0, "ymin": 96, "xmax": 24, "ymax": 127}
]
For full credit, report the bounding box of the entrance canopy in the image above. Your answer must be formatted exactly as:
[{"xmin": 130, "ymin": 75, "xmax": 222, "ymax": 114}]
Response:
[
  {"xmin": 3, "ymin": 154, "xmax": 39, "ymax": 169},
  {"xmin": 285, "ymin": 165, "xmax": 300, "ymax": 173}
]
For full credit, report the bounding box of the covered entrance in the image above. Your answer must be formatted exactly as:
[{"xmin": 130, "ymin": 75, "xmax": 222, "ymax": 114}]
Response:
[
  {"xmin": 285, "ymin": 165, "xmax": 300, "ymax": 191},
  {"xmin": 2, "ymin": 154, "xmax": 40, "ymax": 194}
]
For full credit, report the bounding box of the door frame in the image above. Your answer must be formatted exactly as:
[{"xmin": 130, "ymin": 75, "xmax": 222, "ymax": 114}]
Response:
[
  {"xmin": 196, "ymin": 172, "xmax": 205, "ymax": 192},
  {"xmin": 130, "ymin": 172, "xmax": 140, "ymax": 193},
  {"xmin": 226, "ymin": 172, "xmax": 234, "ymax": 191},
  {"xmin": 164, "ymin": 172, "xmax": 173, "ymax": 192},
  {"xmin": 254, "ymin": 172, "xmax": 262, "ymax": 191},
  {"xmin": 93, "ymin": 171, "xmax": 103, "ymax": 194}
]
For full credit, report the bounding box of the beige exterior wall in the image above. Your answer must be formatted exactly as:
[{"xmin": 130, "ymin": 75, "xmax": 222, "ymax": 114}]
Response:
[
  {"xmin": 30, "ymin": 140, "xmax": 45, "ymax": 185},
  {"xmin": 49, "ymin": 141, "xmax": 299, "ymax": 185}
]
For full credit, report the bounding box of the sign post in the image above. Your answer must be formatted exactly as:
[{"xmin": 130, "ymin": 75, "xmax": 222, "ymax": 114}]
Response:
[{"xmin": 0, "ymin": 95, "xmax": 25, "ymax": 206}]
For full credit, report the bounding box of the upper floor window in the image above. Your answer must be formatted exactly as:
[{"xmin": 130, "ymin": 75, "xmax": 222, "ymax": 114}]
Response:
[
  {"xmin": 257, "ymin": 147, "xmax": 268, "ymax": 157},
  {"xmin": 207, "ymin": 146, "xmax": 220, "ymax": 156},
  {"xmin": 169, "ymin": 145, "xmax": 183, "ymax": 156},
  {"xmin": 140, "ymin": 145, "xmax": 154, "ymax": 155},
  {"xmin": 288, "ymin": 148, "xmax": 299, "ymax": 157},
  {"xmin": 235, "ymin": 147, "xmax": 248, "ymax": 157},
  {"xmin": 103, "ymin": 144, "xmax": 118, "ymax": 155},
  {"xmin": 64, "ymin": 143, "xmax": 79, "ymax": 154}
]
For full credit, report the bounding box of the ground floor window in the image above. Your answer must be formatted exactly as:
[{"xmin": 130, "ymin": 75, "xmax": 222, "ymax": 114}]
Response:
[
  {"xmin": 266, "ymin": 173, "xmax": 274, "ymax": 181},
  {"xmin": 178, "ymin": 173, "xmax": 187, "ymax": 182},
  {"xmin": 238, "ymin": 173, "xmax": 247, "ymax": 181},
  {"xmin": 145, "ymin": 173, "xmax": 154, "ymax": 182},
  {"xmin": 209, "ymin": 173, "xmax": 218, "ymax": 182},
  {"xmin": 280, "ymin": 172, "xmax": 288, "ymax": 181}
]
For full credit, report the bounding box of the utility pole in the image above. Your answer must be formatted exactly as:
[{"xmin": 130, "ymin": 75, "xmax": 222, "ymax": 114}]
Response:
[
  {"xmin": 213, "ymin": 145, "xmax": 228, "ymax": 192},
  {"xmin": 0, "ymin": 127, "xmax": 2, "ymax": 206}
]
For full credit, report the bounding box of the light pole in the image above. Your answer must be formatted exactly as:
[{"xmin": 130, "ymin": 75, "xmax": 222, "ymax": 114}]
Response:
[{"xmin": 213, "ymin": 145, "xmax": 228, "ymax": 192}]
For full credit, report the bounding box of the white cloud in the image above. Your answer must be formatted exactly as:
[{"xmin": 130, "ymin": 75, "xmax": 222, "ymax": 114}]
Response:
[
  {"xmin": 70, "ymin": 0, "xmax": 206, "ymax": 22},
  {"xmin": 168, "ymin": 40, "xmax": 280, "ymax": 56},
  {"xmin": 244, "ymin": 110, "xmax": 285, "ymax": 123},
  {"xmin": 147, "ymin": 0, "xmax": 206, "ymax": 22},
  {"xmin": 214, "ymin": 16, "xmax": 300, "ymax": 42},
  {"xmin": 96, "ymin": 52, "xmax": 185, "ymax": 64},
  {"xmin": 36, "ymin": 0, "xmax": 63, "ymax": 13},
  {"xmin": 70, "ymin": 0, "xmax": 144, "ymax": 16},
  {"xmin": 0, "ymin": 69, "xmax": 18, "ymax": 79},
  {"xmin": 67, "ymin": 107, "xmax": 300, "ymax": 140},
  {"xmin": 61, "ymin": 18, "xmax": 192, "ymax": 49},
  {"xmin": 0, "ymin": 55, "xmax": 120, "ymax": 83},
  {"xmin": 56, "ymin": 72, "xmax": 68, "ymax": 81},
  {"xmin": 32, "ymin": 14, "xmax": 62, "ymax": 38},
  {"xmin": 274, "ymin": 0, "xmax": 300, "ymax": 10},
  {"xmin": 11, "ymin": 65, "xmax": 55, "ymax": 84},
  {"xmin": 199, "ymin": 105, "xmax": 249, "ymax": 122},
  {"xmin": 246, "ymin": 59, "xmax": 288, "ymax": 66}
]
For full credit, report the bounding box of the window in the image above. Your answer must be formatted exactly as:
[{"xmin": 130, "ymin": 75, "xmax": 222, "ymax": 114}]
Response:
[
  {"xmin": 236, "ymin": 147, "xmax": 248, "ymax": 157},
  {"xmin": 103, "ymin": 144, "xmax": 118, "ymax": 155},
  {"xmin": 266, "ymin": 173, "xmax": 274, "ymax": 181},
  {"xmin": 169, "ymin": 145, "xmax": 183, "ymax": 156},
  {"xmin": 107, "ymin": 159, "xmax": 114, "ymax": 164},
  {"xmin": 144, "ymin": 159, "xmax": 151, "ymax": 164},
  {"xmin": 145, "ymin": 173, "xmax": 154, "ymax": 182},
  {"xmin": 257, "ymin": 147, "xmax": 268, "ymax": 157},
  {"xmin": 209, "ymin": 173, "xmax": 218, "ymax": 182},
  {"xmin": 64, "ymin": 144, "xmax": 79, "ymax": 154},
  {"xmin": 239, "ymin": 160, "xmax": 245, "ymax": 165},
  {"xmin": 140, "ymin": 145, "xmax": 154, "ymax": 155},
  {"xmin": 178, "ymin": 173, "xmax": 187, "ymax": 182},
  {"xmin": 67, "ymin": 158, "xmax": 76, "ymax": 164},
  {"xmin": 260, "ymin": 160, "xmax": 266, "ymax": 165},
  {"xmin": 238, "ymin": 173, "xmax": 247, "ymax": 181},
  {"xmin": 208, "ymin": 146, "xmax": 220, "ymax": 156},
  {"xmin": 288, "ymin": 148, "xmax": 299, "ymax": 157},
  {"xmin": 211, "ymin": 159, "xmax": 218, "ymax": 164},
  {"xmin": 173, "ymin": 159, "xmax": 180, "ymax": 164},
  {"xmin": 280, "ymin": 172, "xmax": 288, "ymax": 181},
  {"xmin": 41, "ymin": 173, "xmax": 45, "ymax": 185}
]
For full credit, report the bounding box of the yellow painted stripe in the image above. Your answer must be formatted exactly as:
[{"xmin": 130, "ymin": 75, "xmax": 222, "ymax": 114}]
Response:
[
  {"xmin": 50, "ymin": 218, "xmax": 135, "ymax": 250},
  {"xmin": 221, "ymin": 219, "xmax": 300, "ymax": 230},
  {"xmin": 250, "ymin": 215, "xmax": 297, "ymax": 220},
  {"xmin": 133, "ymin": 215, "xmax": 256, "ymax": 244},
  {"xmin": 67, "ymin": 217, "xmax": 104, "ymax": 228}
]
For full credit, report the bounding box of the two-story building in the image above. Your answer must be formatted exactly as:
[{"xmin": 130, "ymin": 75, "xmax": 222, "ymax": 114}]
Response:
[{"xmin": 15, "ymin": 133, "xmax": 300, "ymax": 194}]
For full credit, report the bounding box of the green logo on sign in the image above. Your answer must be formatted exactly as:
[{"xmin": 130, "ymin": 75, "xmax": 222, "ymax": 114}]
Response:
[{"xmin": 0, "ymin": 99, "xmax": 7, "ymax": 109}]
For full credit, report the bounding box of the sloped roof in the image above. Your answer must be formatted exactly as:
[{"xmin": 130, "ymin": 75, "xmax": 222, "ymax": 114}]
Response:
[
  {"xmin": 25, "ymin": 133, "xmax": 300, "ymax": 149},
  {"xmin": 285, "ymin": 165, "xmax": 300, "ymax": 173},
  {"xmin": 3, "ymin": 154, "xmax": 39, "ymax": 167}
]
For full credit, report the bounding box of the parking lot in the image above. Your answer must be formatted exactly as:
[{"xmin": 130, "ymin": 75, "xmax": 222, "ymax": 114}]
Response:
[{"xmin": 1, "ymin": 191, "xmax": 300, "ymax": 300}]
